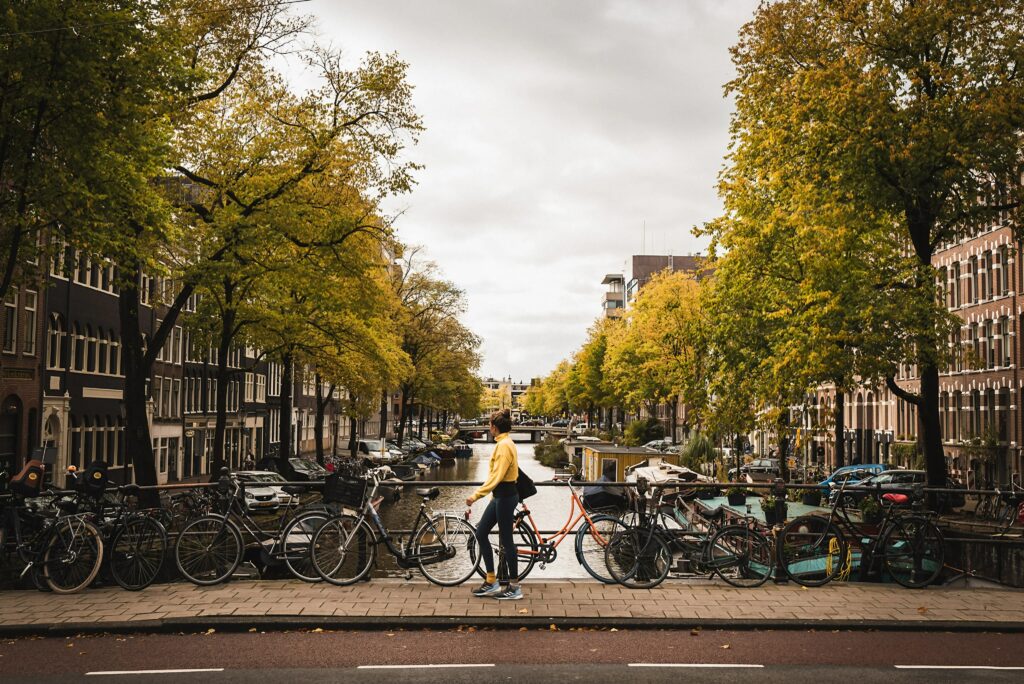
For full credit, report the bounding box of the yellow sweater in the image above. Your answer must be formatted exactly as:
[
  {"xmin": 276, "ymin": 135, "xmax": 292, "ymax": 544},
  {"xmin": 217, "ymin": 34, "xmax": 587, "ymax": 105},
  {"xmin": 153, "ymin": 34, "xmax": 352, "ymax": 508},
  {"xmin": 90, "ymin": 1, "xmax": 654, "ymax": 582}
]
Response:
[{"xmin": 470, "ymin": 433, "xmax": 519, "ymax": 502}]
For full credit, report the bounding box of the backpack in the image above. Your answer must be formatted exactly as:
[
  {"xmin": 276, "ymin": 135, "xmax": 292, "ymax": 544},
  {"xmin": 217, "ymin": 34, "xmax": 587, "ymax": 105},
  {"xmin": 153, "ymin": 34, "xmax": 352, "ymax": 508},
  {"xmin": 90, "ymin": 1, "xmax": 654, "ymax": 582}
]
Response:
[
  {"xmin": 76, "ymin": 460, "xmax": 110, "ymax": 498},
  {"xmin": 9, "ymin": 460, "xmax": 46, "ymax": 498}
]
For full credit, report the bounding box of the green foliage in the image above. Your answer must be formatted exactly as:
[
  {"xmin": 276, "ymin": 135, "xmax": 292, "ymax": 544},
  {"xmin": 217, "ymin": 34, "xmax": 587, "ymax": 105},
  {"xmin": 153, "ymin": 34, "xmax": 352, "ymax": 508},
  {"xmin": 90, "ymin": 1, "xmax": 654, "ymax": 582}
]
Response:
[
  {"xmin": 890, "ymin": 442, "xmax": 920, "ymax": 468},
  {"xmin": 533, "ymin": 437, "xmax": 568, "ymax": 470},
  {"xmin": 680, "ymin": 432, "xmax": 715, "ymax": 472},
  {"xmin": 623, "ymin": 418, "xmax": 664, "ymax": 446}
]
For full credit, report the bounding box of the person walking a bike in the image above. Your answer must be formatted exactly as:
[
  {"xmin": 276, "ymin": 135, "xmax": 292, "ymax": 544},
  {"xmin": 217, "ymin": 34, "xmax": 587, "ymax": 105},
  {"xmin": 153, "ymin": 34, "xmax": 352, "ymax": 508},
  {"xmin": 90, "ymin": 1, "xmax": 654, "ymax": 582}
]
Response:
[{"xmin": 466, "ymin": 409, "xmax": 522, "ymax": 600}]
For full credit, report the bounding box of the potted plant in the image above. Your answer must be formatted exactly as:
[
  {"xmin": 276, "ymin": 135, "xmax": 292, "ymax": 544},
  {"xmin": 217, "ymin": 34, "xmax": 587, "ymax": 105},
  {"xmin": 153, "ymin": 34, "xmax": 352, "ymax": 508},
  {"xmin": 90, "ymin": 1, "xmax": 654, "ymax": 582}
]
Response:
[
  {"xmin": 858, "ymin": 496, "xmax": 883, "ymax": 525},
  {"xmin": 760, "ymin": 495, "xmax": 786, "ymax": 525},
  {"xmin": 726, "ymin": 486, "xmax": 747, "ymax": 506},
  {"xmin": 800, "ymin": 488, "xmax": 822, "ymax": 507},
  {"xmin": 696, "ymin": 484, "xmax": 719, "ymax": 500}
]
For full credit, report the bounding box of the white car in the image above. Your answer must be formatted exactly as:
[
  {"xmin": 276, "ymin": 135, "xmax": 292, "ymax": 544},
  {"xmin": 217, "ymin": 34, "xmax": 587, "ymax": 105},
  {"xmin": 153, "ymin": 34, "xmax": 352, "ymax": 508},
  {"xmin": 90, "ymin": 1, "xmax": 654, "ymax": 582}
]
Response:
[{"xmin": 234, "ymin": 471, "xmax": 296, "ymax": 509}]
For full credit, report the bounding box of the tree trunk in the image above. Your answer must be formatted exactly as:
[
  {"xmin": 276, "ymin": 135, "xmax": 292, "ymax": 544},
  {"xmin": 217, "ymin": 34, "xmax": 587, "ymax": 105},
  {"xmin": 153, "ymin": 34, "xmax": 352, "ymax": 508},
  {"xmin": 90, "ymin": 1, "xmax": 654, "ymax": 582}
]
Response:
[
  {"xmin": 919, "ymin": 362, "xmax": 947, "ymax": 502},
  {"xmin": 349, "ymin": 416, "xmax": 358, "ymax": 457},
  {"xmin": 378, "ymin": 389, "xmax": 388, "ymax": 439},
  {"xmin": 670, "ymin": 396, "xmax": 678, "ymax": 444},
  {"xmin": 313, "ymin": 374, "xmax": 327, "ymax": 466},
  {"xmin": 211, "ymin": 302, "xmax": 234, "ymax": 475},
  {"xmin": 833, "ymin": 390, "xmax": 845, "ymax": 470},
  {"xmin": 418, "ymin": 404, "xmax": 426, "ymax": 438},
  {"xmin": 397, "ymin": 386, "xmax": 412, "ymax": 446},
  {"xmin": 118, "ymin": 268, "xmax": 159, "ymax": 507},
  {"xmin": 277, "ymin": 353, "xmax": 294, "ymax": 472}
]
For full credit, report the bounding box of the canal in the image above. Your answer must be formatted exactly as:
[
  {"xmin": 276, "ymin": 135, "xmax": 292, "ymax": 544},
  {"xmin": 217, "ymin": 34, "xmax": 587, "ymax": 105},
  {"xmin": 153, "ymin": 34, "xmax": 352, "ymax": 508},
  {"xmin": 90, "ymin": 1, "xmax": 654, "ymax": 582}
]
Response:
[{"xmin": 377, "ymin": 436, "xmax": 590, "ymax": 579}]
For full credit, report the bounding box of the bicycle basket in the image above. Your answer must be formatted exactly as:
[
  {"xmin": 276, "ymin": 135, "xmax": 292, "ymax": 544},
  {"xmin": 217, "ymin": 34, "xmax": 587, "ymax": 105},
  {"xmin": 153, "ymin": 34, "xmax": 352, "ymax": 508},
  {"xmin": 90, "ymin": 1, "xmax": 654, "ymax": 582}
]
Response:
[{"xmin": 322, "ymin": 473, "xmax": 367, "ymax": 508}]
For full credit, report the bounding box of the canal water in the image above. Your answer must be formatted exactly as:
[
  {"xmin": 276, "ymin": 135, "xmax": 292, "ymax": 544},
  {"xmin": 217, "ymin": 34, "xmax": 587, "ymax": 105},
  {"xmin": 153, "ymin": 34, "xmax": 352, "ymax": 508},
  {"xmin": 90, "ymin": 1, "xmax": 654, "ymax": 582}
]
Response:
[{"xmin": 376, "ymin": 436, "xmax": 590, "ymax": 579}]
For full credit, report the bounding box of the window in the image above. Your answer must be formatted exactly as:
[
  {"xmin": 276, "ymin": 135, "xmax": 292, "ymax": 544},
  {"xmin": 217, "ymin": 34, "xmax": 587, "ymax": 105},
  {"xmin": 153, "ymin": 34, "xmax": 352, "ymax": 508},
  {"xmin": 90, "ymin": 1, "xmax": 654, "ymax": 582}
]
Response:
[
  {"xmin": 72, "ymin": 322, "xmax": 84, "ymax": 371},
  {"xmin": 171, "ymin": 379, "xmax": 180, "ymax": 418},
  {"xmin": 952, "ymin": 262, "xmax": 961, "ymax": 308},
  {"xmin": 968, "ymin": 256, "xmax": 977, "ymax": 304},
  {"xmin": 255, "ymin": 374, "xmax": 266, "ymax": 403},
  {"xmin": 999, "ymin": 245, "xmax": 1010, "ymax": 295},
  {"xmin": 22, "ymin": 291, "xmax": 36, "ymax": 356},
  {"xmin": 1001, "ymin": 316, "xmax": 1012, "ymax": 367},
  {"xmin": 47, "ymin": 314, "xmax": 65, "ymax": 369},
  {"xmin": 986, "ymin": 319, "xmax": 995, "ymax": 369},
  {"xmin": 3, "ymin": 291, "xmax": 17, "ymax": 353},
  {"xmin": 86, "ymin": 325, "xmax": 97, "ymax": 372},
  {"xmin": 268, "ymin": 362, "xmax": 281, "ymax": 397},
  {"xmin": 982, "ymin": 250, "xmax": 993, "ymax": 301},
  {"xmin": 244, "ymin": 372, "xmax": 254, "ymax": 402}
]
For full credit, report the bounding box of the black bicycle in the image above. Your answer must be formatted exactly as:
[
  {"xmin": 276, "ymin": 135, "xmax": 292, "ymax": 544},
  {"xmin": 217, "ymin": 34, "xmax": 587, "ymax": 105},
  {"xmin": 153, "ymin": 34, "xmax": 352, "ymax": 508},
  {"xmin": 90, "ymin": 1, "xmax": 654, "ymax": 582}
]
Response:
[
  {"xmin": 173, "ymin": 471, "xmax": 329, "ymax": 585},
  {"xmin": 310, "ymin": 466, "xmax": 480, "ymax": 586},
  {"xmin": 777, "ymin": 480, "xmax": 944, "ymax": 588},
  {"xmin": 604, "ymin": 478, "xmax": 774, "ymax": 589}
]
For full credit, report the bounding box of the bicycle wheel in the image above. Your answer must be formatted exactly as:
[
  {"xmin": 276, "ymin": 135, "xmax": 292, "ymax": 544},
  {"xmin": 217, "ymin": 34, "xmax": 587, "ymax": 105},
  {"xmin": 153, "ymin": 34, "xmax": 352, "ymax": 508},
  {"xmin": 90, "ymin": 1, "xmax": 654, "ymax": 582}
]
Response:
[
  {"xmin": 414, "ymin": 515, "xmax": 480, "ymax": 586},
  {"xmin": 173, "ymin": 515, "xmax": 243, "ymax": 586},
  {"xmin": 707, "ymin": 524, "xmax": 773, "ymax": 588},
  {"xmin": 603, "ymin": 527, "xmax": 671, "ymax": 589},
  {"xmin": 576, "ymin": 514, "xmax": 631, "ymax": 583},
  {"xmin": 310, "ymin": 514, "xmax": 375, "ymax": 586},
  {"xmin": 281, "ymin": 511, "xmax": 330, "ymax": 582},
  {"xmin": 882, "ymin": 517, "xmax": 943, "ymax": 588},
  {"xmin": 475, "ymin": 519, "xmax": 538, "ymax": 582},
  {"xmin": 777, "ymin": 516, "xmax": 847, "ymax": 587},
  {"xmin": 109, "ymin": 516, "xmax": 167, "ymax": 591},
  {"xmin": 975, "ymin": 496, "xmax": 992, "ymax": 520},
  {"xmin": 43, "ymin": 518, "xmax": 104, "ymax": 594}
]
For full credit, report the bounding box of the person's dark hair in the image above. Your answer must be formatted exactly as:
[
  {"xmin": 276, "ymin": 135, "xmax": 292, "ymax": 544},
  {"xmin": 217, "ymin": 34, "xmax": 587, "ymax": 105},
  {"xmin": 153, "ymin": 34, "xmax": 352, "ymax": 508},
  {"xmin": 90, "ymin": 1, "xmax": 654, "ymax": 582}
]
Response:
[{"xmin": 490, "ymin": 409, "xmax": 512, "ymax": 433}]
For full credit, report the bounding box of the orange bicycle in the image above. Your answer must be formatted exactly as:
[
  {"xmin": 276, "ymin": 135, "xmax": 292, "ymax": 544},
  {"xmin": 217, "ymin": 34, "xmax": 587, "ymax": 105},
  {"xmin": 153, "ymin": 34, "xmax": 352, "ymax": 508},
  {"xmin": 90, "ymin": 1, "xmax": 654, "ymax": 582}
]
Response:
[{"xmin": 484, "ymin": 471, "xmax": 629, "ymax": 584}]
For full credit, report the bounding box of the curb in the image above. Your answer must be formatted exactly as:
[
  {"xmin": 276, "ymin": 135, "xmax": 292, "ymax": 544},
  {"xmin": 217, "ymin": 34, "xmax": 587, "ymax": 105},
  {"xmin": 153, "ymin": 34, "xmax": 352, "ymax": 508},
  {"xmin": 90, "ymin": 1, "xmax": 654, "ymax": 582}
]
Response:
[{"xmin": 3, "ymin": 615, "xmax": 1024, "ymax": 637}]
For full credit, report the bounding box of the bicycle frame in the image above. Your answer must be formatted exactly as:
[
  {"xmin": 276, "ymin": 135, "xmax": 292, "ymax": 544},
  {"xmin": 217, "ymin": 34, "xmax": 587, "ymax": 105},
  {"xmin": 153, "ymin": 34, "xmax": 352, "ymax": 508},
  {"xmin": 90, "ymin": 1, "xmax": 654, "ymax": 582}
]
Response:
[
  {"xmin": 347, "ymin": 473, "xmax": 453, "ymax": 569},
  {"xmin": 513, "ymin": 480, "xmax": 617, "ymax": 564}
]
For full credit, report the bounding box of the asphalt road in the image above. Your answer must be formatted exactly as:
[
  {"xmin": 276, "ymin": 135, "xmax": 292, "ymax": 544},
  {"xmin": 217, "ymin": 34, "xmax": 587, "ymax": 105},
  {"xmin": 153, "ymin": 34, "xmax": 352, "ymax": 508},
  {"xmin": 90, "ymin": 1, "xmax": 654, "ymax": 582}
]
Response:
[{"xmin": 1, "ymin": 629, "xmax": 1022, "ymax": 683}]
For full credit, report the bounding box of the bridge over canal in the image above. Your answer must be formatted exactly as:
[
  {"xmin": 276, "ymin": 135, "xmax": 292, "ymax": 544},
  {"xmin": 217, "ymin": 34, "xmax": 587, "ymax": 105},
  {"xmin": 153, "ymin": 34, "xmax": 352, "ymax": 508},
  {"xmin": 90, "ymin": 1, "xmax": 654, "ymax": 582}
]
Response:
[{"xmin": 454, "ymin": 425, "xmax": 568, "ymax": 443}]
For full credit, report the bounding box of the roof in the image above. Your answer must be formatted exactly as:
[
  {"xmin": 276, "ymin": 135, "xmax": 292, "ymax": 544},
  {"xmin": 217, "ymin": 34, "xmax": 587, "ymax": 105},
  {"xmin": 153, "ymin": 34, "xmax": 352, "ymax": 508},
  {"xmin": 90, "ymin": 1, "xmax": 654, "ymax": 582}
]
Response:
[
  {"xmin": 601, "ymin": 273, "xmax": 624, "ymax": 284},
  {"xmin": 583, "ymin": 445, "xmax": 656, "ymax": 455}
]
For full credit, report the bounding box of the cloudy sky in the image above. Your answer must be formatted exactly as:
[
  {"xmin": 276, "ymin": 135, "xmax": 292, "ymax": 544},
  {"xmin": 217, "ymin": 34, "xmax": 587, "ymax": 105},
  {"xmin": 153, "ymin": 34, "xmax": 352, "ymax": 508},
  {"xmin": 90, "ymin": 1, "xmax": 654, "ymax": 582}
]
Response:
[{"xmin": 309, "ymin": 0, "xmax": 758, "ymax": 382}]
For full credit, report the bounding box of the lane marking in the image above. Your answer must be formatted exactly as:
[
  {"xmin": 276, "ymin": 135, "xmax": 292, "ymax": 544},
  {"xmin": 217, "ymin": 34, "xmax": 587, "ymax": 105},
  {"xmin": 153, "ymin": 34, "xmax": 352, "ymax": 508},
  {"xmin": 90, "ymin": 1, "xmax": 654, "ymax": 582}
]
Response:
[
  {"xmin": 895, "ymin": 666, "xmax": 1024, "ymax": 670},
  {"xmin": 86, "ymin": 669, "xmax": 225, "ymax": 676},
  {"xmin": 629, "ymin": 664, "xmax": 764, "ymax": 668},
  {"xmin": 358, "ymin": 664, "xmax": 495, "ymax": 669}
]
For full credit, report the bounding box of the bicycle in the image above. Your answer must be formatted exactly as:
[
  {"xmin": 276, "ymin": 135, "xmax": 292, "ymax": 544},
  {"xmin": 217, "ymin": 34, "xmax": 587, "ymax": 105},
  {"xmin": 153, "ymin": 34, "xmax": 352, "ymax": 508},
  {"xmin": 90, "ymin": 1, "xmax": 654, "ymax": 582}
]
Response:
[
  {"xmin": 478, "ymin": 473, "xmax": 632, "ymax": 584},
  {"xmin": 173, "ymin": 470, "xmax": 330, "ymax": 585},
  {"xmin": 85, "ymin": 484, "xmax": 168, "ymax": 591},
  {"xmin": 310, "ymin": 466, "xmax": 479, "ymax": 586},
  {"xmin": 604, "ymin": 478, "xmax": 774, "ymax": 589},
  {"xmin": 777, "ymin": 480, "xmax": 944, "ymax": 588}
]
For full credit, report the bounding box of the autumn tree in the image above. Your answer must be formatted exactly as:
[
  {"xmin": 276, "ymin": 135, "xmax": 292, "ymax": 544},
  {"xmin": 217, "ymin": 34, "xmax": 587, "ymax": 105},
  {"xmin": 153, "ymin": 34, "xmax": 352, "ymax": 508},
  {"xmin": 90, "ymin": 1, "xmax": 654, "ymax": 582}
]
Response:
[{"xmin": 724, "ymin": 0, "xmax": 1024, "ymax": 490}]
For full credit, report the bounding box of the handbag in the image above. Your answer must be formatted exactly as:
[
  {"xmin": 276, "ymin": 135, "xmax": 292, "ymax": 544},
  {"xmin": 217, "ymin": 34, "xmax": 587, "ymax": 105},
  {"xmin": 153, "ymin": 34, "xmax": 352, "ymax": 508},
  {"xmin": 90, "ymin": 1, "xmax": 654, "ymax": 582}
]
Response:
[{"xmin": 516, "ymin": 468, "xmax": 537, "ymax": 500}]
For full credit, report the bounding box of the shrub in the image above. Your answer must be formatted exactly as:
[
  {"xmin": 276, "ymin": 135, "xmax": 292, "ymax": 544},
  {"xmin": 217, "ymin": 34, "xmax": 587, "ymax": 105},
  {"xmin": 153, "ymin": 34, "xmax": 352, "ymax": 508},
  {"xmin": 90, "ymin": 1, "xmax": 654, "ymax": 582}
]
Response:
[
  {"xmin": 623, "ymin": 418, "xmax": 664, "ymax": 446},
  {"xmin": 680, "ymin": 432, "xmax": 715, "ymax": 472},
  {"xmin": 534, "ymin": 436, "xmax": 568, "ymax": 469}
]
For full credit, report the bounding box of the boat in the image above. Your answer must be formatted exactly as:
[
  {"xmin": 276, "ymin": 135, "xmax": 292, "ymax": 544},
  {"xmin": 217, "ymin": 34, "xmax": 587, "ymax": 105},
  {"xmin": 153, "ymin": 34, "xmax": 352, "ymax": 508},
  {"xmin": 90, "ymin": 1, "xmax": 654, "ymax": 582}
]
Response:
[{"xmin": 625, "ymin": 457, "xmax": 716, "ymax": 501}]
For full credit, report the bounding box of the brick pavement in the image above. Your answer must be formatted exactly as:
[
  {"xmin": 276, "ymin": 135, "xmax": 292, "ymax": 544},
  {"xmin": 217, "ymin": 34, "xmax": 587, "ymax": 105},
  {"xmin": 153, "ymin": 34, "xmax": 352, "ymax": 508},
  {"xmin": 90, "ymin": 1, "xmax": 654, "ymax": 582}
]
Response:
[{"xmin": 1, "ymin": 579, "xmax": 1023, "ymax": 633}]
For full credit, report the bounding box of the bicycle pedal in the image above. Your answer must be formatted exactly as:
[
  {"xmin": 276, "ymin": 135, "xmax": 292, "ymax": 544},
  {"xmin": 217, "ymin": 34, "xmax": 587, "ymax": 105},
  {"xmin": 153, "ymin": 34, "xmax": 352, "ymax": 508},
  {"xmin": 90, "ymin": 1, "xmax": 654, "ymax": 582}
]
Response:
[{"xmin": 404, "ymin": 571, "xmax": 414, "ymax": 580}]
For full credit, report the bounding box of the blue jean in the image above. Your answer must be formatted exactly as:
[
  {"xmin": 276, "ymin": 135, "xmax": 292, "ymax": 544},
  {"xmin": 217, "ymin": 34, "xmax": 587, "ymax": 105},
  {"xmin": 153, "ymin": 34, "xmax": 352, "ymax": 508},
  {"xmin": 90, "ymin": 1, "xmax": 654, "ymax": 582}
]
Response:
[{"xmin": 475, "ymin": 494, "xmax": 519, "ymax": 581}]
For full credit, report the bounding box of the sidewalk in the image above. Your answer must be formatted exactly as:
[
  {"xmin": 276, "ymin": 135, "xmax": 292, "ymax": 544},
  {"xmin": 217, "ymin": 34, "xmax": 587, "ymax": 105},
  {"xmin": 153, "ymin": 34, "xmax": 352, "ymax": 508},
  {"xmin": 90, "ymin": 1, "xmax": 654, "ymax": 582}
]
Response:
[{"xmin": 2, "ymin": 579, "xmax": 1023, "ymax": 635}]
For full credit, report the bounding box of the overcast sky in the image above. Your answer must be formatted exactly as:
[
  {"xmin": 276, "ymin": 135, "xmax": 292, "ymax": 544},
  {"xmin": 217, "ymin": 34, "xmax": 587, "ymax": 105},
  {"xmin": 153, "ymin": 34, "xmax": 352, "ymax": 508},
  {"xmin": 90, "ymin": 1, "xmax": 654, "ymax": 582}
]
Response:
[{"xmin": 309, "ymin": 0, "xmax": 758, "ymax": 382}]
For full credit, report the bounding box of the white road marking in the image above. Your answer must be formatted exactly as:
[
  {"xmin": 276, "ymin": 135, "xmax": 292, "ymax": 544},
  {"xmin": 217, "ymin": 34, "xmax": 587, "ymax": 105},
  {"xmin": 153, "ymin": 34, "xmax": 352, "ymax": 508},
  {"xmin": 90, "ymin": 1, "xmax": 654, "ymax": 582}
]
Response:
[
  {"xmin": 895, "ymin": 666, "xmax": 1024, "ymax": 670},
  {"xmin": 357, "ymin": 664, "xmax": 495, "ymax": 669},
  {"xmin": 86, "ymin": 669, "xmax": 224, "ymax": 676},
  {"xmin": 629, "ymin": 664, "xmax": 764, "ymax": 668}
]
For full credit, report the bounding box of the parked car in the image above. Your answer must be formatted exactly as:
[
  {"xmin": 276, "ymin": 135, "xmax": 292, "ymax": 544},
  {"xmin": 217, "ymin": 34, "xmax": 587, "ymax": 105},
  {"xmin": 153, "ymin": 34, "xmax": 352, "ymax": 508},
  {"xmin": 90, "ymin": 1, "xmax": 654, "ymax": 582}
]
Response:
[
  {"xmin": 728, "ymin": 458, "xmax": 781, "ymax": 482},
  {"xmin": 642, "ymin": 439, "xmax": 676, "ymax": 453},
  {"xmin": 836, "ymin": 469, "xmax": 966, "ymax": 512},
  {"xmin": 232, "ymin": 473, "xmax": 281, "ymax": 512},
  {"xmin": 819, "ymin": 463, "xmax": 889, "ymax": 496},
  {"xmin": 234, "ymin": 471, "xmax": 298, "ymax": 507},
  {"xmin": 287, "ymin": 458, "xmax": 329, "ymax": 482},
  {"xmin": 551, "ymin": 419, "xmax": 569, "ymax": 428},
  {"xmin": 357, "ymin": 439, "xmax": 405, "ymax": 462}
]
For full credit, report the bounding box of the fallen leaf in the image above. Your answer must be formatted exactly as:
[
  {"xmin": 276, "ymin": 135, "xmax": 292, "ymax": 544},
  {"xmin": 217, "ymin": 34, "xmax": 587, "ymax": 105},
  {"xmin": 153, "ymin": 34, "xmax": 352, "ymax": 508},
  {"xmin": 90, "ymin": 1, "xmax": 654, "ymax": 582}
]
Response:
[
  {"xmin": 917, "ymin": 606, "xmax": 928, "ymax": 614},
  {"xmin": 609, "ymin": 628, "xmax": 618, "ymax": 632},
  {"xmin": 205, "ymin": 628, "xmax": 215, "ymax": 635},
  {"xmin": 722, "ymin": 644, "xmax": 731, "ymax": 650},
  {"xmin": 518, "ymin": 608, "xmax": 529, "ymax": 614},
  {"xmin": 467, "ymin": 627, "xmax": 477, "ymax": 633},
  {"xmin": 386, "ymin": 633, "xmax": 396, "ymax": 637},
  {"xmin": 519, "ymin": 627, "xmax": 528, "ymax": 632},
  {"xmin": 549, "ymin": 624, "xmax": 558, "ymax": 631},
  {"xmin": 312, "ymin": 628, "xmax": 323, "ymax": 633},
  {"xmin": 690, "ymin": 629, "xmax": 701, "ymax": 636},
  {"xmin": 248, "ymin": 628, "xmax": 256, "ymax": 633}
]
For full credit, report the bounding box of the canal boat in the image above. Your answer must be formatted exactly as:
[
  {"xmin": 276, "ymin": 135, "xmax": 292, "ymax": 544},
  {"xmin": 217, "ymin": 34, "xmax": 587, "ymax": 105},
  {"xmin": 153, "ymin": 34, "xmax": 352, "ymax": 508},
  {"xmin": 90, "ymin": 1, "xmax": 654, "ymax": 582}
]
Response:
[{"xmin": 625, "ymin": 457, "xmax": 715, "ymax": 500}]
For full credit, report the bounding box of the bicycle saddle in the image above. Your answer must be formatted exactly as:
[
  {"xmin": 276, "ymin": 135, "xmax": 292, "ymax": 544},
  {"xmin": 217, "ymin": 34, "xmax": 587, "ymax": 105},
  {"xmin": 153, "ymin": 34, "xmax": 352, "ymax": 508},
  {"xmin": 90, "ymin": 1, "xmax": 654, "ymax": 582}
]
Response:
[
  {"xmin": 882, "ymin": 493, "xmax": 908, "ymax": 505},
  {"xmin": 698, "ymin": 506, "xmax": 727, "ymax": 522},
  {"xmin": 416, "ymin": 487, "xmax": 441, "ymax": 500},
  {"xmin": 120, "ymin": 484, "xmax": 141, "ymax": 497}
]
